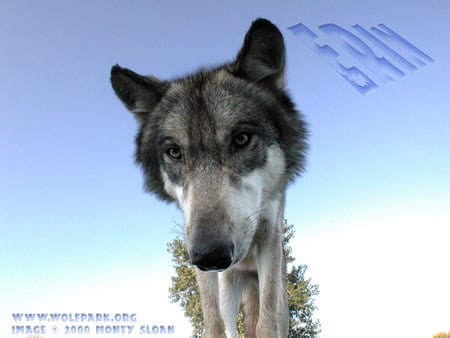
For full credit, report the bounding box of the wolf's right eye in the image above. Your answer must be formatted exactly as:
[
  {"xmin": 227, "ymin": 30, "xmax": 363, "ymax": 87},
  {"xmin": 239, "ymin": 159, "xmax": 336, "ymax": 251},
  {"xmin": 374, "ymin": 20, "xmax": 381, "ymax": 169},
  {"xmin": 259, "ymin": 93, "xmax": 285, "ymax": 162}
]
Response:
[
  {"xmin": 233, "ymin": 132, "xmax": 252, "ymax": 147},
  {"xmin": 166, "ymin": 147, "xmax": 183, "ymax": 161}
]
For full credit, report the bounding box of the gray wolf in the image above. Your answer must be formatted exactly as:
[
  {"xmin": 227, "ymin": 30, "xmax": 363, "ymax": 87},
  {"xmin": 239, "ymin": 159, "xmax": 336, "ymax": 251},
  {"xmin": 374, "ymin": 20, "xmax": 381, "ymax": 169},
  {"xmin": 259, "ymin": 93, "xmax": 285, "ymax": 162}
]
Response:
[{"xmin": 110, "ymin": 18, "xmax": 307, "ymax": 338}]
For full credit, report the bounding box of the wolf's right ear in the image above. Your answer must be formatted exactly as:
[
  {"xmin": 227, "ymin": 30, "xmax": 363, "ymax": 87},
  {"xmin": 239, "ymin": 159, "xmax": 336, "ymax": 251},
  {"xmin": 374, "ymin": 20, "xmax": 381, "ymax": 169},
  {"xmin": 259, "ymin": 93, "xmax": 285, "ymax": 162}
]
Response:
[
  {"xmin": 110, "ymin": 65, "xmax": 167, "ymax": 124},
  {"xmin": 233, "ymin": 18, "xmax": 286, "ymax": 89}
]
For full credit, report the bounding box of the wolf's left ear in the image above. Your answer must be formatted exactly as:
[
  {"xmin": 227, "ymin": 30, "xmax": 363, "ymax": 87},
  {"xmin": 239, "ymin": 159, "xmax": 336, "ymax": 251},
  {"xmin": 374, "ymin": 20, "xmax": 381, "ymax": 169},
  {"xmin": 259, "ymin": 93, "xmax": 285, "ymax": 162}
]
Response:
[
  {"xmin": 110, "ymin": 65, "xmax": 168, "ymax": 125},
  {"xmin": 233, "ymin": 18, "xmax": 286, "ymax": 89}
]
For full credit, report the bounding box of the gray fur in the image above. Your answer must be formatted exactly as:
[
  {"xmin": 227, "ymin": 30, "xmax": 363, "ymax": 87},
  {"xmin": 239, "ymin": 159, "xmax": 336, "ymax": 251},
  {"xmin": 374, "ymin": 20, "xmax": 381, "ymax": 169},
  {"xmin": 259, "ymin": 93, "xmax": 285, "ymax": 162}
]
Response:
[{"xmin": 111, "ymin": 18, "xmax": 308, "ymax": 337}]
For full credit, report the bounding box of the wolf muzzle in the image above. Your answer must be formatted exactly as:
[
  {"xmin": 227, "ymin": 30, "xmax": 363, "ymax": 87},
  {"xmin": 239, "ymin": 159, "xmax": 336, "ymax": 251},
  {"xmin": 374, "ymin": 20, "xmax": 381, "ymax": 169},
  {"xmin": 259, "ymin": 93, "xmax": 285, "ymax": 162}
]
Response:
[{"xmin": 189, "ymin": 241, "xmax": 234, "ymax": 271}]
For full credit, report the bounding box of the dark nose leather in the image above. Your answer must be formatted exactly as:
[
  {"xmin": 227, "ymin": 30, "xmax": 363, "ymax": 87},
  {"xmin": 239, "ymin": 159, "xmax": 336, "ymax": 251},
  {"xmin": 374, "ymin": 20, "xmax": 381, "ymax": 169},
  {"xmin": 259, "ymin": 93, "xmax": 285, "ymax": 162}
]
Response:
[{"xmin": 189, "ymin": 242, "xmax": 234, "ymax": 271}]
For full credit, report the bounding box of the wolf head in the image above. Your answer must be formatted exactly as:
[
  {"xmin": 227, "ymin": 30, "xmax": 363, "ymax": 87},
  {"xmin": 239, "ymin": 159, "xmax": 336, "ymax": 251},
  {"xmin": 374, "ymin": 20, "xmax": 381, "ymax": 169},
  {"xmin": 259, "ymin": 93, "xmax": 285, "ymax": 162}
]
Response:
[{"xmin": 111, "ymin": 18, "xmax": 307, "ymax": 271}]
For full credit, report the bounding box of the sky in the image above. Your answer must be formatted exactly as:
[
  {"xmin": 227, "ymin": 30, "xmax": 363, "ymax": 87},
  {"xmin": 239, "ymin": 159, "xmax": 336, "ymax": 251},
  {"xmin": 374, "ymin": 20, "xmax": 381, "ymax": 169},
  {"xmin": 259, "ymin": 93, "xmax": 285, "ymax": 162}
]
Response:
[{"xmin": 1, "ymin": 1, "xmax": 449, "ymax": 338}]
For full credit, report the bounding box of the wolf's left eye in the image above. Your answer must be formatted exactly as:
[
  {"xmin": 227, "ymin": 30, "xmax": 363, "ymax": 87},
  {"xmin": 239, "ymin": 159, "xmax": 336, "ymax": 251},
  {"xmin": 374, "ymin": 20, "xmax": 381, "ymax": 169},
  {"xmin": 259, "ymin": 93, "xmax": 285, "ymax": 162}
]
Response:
[
  {"xmin": 166, "ymin": 146, "xmax": 183, "ymax": 161},
  {"xmin": 233, "ymin": 132, "xmax": 252, "ymax": 147}
]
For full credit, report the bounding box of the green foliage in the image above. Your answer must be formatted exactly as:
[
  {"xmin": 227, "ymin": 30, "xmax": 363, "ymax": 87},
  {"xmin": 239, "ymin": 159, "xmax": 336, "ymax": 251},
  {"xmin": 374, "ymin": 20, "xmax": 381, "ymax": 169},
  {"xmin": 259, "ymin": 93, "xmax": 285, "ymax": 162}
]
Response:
[
  {"xmin": 433, "ymin": 332, "xmax": 450, "ymax": 338},
  {"xmin": 167, "ymin": 220, "xmax": 321, "ymax": 337},
  {"xmin": 283, "ymin": 221, "xmax": 321, "ymax": 338},
  {"xmin": 286, "ymin": 265, "xmax": 320, "ymax": 337},
  {"xmin": 167, "ymin": 238, "xmax": 204, "ymax": 337}
]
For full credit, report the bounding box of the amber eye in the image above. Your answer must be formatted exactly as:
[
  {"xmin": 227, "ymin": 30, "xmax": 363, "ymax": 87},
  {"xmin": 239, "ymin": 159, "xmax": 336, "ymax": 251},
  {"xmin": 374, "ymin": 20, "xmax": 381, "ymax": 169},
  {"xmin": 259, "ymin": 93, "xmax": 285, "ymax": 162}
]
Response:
[
  {"xmin": 166, "ymin": 146, "xmax": 183, "ymax": 161},
  {"xmin": 234, "ymin": 133, "xmax": 252, "ymax": 147}
]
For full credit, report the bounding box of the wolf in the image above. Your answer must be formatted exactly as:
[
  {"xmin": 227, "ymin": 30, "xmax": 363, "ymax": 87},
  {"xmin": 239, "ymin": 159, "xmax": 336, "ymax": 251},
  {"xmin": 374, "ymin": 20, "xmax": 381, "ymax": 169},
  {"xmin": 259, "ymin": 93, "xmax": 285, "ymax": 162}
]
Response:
[{"xmin": 110, "ymin": 18, "xmax": 308, "ymax": 338}]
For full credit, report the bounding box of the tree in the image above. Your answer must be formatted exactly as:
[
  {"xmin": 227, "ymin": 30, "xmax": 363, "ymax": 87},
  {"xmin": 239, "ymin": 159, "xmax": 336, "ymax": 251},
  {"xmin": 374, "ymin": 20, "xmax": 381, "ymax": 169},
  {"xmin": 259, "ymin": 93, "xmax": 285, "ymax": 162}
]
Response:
[
  {"xmin": 167, "ymin": 237, "xmax": 204, "ymax": 337},
  {"xmin": 433, "ymin": 332, "xmax": 450, "ymax": 338},
  {"xmin": 283, "ymin": 221, "xmax": 321, "ymax": 338},
  {"xmin": 168, "ymin": 220, "xmax": 321, "ymax": 337}
]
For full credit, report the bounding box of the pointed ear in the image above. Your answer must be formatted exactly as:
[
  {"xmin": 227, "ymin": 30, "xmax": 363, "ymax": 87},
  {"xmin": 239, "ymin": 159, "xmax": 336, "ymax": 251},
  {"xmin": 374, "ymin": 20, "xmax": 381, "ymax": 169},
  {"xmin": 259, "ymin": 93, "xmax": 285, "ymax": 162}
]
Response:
[
  {"xmin": 110, "ymin": 65, "xmax": 167, "ymax": 124},
  {"xmin": 233, "ymin": 18, "xmax": 286, "ymax": 89}
]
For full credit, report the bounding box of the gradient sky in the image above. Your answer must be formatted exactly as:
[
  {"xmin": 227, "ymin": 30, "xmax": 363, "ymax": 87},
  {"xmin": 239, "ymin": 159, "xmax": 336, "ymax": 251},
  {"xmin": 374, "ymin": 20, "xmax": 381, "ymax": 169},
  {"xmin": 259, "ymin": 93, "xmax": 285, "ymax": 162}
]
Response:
[{"xmin": 1, "ymin": 1, "xmax": 449, "ymax": 338}]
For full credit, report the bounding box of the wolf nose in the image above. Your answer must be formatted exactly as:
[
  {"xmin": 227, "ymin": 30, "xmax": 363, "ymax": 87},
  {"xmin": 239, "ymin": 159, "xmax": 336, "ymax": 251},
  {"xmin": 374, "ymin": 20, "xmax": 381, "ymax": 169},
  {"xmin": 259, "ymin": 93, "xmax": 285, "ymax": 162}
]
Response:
[{"xmin": 189, "ymin": 242, "xmax": 234, "ymax": 271}]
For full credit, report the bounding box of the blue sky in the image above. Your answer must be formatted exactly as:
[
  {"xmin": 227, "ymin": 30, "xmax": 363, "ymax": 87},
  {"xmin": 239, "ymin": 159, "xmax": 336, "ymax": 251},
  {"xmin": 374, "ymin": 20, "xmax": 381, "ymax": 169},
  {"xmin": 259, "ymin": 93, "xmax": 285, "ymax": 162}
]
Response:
[{"xmin": 1, "ymin": 1, "xmax": 449, "ymax": 337}]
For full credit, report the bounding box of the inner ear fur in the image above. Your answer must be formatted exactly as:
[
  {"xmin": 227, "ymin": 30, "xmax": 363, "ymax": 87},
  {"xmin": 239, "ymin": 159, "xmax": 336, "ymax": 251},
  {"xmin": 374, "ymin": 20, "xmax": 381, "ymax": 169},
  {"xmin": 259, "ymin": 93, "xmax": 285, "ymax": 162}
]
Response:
[{"xmin": 110, "ymin": 64, "xmax": 168, "ymax": 124}]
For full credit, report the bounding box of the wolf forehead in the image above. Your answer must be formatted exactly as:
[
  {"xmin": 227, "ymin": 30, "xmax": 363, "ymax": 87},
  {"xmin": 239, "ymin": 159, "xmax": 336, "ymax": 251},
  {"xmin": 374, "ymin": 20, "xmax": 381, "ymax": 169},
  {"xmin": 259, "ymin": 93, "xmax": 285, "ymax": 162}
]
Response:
[{"xmin": 145, "ymin": 69, "xmax": 282, "ymax": 147}]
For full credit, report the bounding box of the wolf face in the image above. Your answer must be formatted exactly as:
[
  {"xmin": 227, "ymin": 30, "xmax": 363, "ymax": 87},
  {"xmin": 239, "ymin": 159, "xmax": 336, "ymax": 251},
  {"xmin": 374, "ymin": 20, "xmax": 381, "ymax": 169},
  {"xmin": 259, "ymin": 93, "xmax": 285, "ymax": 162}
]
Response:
[{"xmin": 111, "ymin": 18, "xmax": 307, "ymax": 272}]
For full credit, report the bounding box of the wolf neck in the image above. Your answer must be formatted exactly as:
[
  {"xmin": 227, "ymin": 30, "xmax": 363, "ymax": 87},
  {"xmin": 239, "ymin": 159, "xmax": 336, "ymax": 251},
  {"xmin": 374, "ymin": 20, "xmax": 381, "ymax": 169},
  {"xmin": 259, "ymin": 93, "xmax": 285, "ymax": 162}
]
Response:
[
  {"xmin": 234, "ymin": 193, "xmax": 285, "ymax": 273},
  {"xmin": 255, "ymin": 192, "xmax": 286, "ymax": 243}
]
